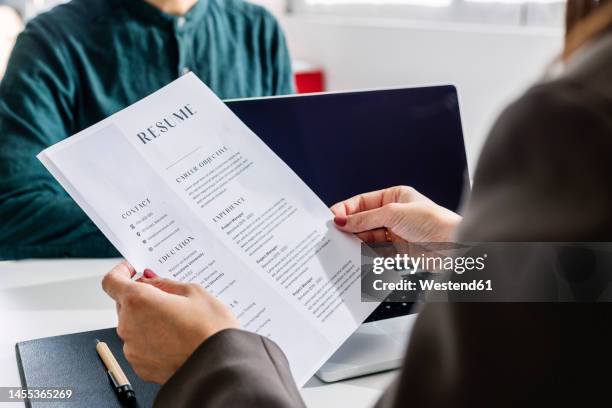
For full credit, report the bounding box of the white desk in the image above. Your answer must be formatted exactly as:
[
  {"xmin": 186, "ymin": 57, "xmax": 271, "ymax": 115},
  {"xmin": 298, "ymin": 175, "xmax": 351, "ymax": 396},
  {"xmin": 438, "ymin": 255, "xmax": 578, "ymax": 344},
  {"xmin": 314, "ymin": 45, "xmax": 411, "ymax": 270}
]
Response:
[{"xmin": 0, "ymin": 259, "xmax": 396, "ymax": 407}]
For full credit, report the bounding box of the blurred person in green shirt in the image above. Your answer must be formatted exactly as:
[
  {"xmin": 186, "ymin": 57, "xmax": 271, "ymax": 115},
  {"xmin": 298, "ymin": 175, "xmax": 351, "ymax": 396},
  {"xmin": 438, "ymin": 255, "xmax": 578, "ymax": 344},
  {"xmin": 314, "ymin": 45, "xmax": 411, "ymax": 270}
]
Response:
[{"xmin": 0, "ymin": 0, "xmax": 294, "ymax": 259}]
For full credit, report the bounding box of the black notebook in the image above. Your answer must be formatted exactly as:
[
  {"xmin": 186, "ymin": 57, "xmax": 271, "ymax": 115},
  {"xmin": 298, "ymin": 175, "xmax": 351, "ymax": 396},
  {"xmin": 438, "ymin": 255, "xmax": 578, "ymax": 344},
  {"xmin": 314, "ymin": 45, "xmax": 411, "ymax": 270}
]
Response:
[{"xmin": 16, "ymin": 328, "xmax": 160, "ymax": 408}]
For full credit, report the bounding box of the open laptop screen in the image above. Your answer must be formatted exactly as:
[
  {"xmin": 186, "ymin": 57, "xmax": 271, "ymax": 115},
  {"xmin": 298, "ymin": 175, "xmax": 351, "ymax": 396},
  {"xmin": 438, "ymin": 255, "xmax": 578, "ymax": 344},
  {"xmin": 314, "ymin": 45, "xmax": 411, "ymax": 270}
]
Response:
[{"xmin": 226, "ymin": 86, "xmax": 468, "ymax": 321}]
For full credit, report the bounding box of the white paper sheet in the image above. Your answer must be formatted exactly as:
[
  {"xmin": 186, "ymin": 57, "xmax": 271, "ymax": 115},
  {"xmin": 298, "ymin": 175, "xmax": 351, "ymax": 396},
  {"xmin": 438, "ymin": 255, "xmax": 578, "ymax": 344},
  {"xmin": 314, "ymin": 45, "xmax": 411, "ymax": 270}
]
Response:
[{"xmin": 38, "ymin": 73, "xmax": 379, "ymax": 386}]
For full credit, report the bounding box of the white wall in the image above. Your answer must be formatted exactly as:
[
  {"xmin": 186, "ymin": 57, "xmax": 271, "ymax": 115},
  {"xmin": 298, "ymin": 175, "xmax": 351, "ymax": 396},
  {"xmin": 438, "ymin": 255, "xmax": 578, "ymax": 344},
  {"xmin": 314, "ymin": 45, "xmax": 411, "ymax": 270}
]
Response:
[
  {"xmin": 281, "ymin": 15, "xmax": 563, "ymax": 171},
  {"xmin": 0, "ymin": 5, "xmax": 23, "ymax": 79}
]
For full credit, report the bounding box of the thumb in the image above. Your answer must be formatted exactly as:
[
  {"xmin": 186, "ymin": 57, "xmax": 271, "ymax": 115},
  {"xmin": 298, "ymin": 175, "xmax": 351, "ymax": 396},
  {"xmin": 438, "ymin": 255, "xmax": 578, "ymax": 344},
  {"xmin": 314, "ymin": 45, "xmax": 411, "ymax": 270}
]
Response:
[
  {"xmin": 102, "ymin": 261, "xmax": 136, "ymax": 301},
  {"xmin": 334, "ymin": 204, "xmax": 402, "ymax": 233}
]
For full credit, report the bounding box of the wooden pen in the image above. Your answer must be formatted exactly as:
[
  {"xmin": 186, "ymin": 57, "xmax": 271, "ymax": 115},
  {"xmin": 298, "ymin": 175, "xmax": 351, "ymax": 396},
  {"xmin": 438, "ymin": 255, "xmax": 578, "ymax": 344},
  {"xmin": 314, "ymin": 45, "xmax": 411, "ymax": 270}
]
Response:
[{"xmin": 95, "ymin": 339, "xmax": 136, "ymax": 404}]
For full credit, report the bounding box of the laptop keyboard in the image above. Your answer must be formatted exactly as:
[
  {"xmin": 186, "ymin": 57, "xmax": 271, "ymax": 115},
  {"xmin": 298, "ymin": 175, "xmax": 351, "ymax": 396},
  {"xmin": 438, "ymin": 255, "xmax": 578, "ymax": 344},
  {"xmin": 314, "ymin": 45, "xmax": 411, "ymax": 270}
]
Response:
[{"xmin": 364, "ymin": 300, "xmax": 415, "ymax": 322}]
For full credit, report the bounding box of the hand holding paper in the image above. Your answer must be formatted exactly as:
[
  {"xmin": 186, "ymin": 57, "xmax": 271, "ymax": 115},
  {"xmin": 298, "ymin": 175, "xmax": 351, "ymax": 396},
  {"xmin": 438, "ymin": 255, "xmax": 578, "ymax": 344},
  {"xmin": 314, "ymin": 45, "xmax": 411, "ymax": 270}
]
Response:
[{"xmin": 102, "ymin": 262, "xmax": 239, "ymax": 384}]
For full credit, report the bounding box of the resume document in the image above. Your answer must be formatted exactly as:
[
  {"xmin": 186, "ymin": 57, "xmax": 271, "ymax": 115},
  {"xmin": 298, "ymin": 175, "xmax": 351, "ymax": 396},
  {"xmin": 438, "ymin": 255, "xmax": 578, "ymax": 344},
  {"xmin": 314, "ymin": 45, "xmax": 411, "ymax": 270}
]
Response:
[{"xmin": 38, "ymin": 73, "xmax": 379, "ymax": 386}]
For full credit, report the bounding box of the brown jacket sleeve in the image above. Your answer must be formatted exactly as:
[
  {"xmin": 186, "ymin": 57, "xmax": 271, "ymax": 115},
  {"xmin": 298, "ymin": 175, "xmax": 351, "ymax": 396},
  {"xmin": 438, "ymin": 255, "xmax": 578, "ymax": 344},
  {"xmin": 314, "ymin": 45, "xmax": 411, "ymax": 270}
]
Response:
[{"xmin": 154, "ymin": 329, "xmax": 306, "ymax": 408}]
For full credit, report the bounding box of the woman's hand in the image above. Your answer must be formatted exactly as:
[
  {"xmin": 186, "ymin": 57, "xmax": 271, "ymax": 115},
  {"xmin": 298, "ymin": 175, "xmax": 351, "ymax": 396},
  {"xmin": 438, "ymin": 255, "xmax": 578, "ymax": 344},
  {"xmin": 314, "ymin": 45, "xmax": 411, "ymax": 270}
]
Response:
[
  {"xmin": 331, "ymin": 186, "xmax": 462, "ymax": 243},
  {"xmin": 101, "ymin": 262, "xmax": 239, "ymax": 384}
]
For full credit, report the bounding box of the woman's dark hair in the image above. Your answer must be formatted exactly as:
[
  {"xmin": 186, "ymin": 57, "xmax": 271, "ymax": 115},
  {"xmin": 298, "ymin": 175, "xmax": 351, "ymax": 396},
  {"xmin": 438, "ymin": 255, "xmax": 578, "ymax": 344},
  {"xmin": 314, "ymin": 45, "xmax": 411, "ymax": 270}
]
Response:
[{"xmin": 565, "ymin": 0, "xmax": 612, "ymax": 58}]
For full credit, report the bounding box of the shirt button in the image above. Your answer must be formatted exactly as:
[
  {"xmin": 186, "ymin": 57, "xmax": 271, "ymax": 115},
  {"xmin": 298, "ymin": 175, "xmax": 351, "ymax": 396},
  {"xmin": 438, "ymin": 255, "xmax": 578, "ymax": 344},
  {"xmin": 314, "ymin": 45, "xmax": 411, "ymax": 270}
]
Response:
[
  {"xmin": 177, "ymin": 17, "xmax": 186, "ymax": 28},
  {"xmin": 182, "ymin": 67, "xmax": 190, "ymax": 75}
]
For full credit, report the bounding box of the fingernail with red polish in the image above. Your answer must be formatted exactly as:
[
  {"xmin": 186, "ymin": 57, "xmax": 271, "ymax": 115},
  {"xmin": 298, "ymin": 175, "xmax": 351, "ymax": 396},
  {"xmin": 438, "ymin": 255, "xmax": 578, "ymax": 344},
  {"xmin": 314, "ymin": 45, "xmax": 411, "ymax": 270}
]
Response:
[
  {"xmin": 334, "ymin": 216, "xmax": 347, "ymax": 227},
  {"xmin": 143, "ymin": 269, "xmax": 157, "ymax": 279}
]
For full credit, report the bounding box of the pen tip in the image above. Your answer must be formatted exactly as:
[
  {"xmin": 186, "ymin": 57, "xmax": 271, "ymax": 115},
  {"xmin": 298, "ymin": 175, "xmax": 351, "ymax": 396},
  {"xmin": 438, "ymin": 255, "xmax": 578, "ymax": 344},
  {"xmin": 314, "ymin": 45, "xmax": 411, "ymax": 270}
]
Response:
[{"xmin": 95, "ymin": 338, "xmax": 100, "ymax": 344}]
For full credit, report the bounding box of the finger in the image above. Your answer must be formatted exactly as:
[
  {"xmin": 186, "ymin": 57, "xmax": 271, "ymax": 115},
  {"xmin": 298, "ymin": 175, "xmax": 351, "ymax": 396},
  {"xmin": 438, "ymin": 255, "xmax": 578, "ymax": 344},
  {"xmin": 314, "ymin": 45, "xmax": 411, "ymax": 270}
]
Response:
[
  {"xmin": 145, "ymin": 278, "xmax": 197, "ymax": 297},
  {"xmin": 123, "ymin": 343, "xmax": 137, "ymax": 365},
  {"xmin": 356, "ymin": 229, "xmax": 388, "ymax": 243},
  {"xmin": 125, "ymin": 261, "xmax": 137, "ymax": 278},
  {"xmin": 336, "ymin": 204, "xmax": 403, "ymax": 234},
  {"xmin": 135, "ymin": 268, "xmax": 158, "ymax": 282},
  {"xmin": 331, "ymin": 189, "xmax": 389, "ymax": 218},
  {"xmin": 102, "ymin": 262, "xmax": 136, "ymax": 301},
  {"xmin": 331, "ymin": 186, "xmax": 416, "ymax": 218}
]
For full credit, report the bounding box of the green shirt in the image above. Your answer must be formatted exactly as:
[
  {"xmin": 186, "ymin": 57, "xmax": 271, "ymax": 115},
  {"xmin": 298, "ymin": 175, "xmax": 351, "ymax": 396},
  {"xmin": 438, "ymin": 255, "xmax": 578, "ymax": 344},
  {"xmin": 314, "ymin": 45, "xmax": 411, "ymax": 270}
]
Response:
[{"xmin": 0, "ymin": 0, "xmax": 293, "ymax": 260}]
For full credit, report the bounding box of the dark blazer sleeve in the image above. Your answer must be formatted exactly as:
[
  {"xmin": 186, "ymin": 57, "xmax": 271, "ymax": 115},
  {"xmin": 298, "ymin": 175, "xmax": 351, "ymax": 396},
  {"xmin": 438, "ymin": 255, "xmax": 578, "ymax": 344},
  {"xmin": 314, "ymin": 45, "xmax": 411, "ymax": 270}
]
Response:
[
  {"xmin": 154, "ymin": 329, "xmax": 306, "ymax": 408},
  {"xmin": 374, "ymin": 80, "xmax": 612, "ymax": 408}
]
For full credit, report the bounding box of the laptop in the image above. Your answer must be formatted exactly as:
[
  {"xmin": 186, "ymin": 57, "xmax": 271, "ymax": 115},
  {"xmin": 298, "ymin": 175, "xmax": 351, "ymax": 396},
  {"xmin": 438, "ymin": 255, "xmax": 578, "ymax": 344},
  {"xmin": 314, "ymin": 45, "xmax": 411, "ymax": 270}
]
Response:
[{"xmin": 225, "ymin": 85, "xmax": 468, "ymax": 382}]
